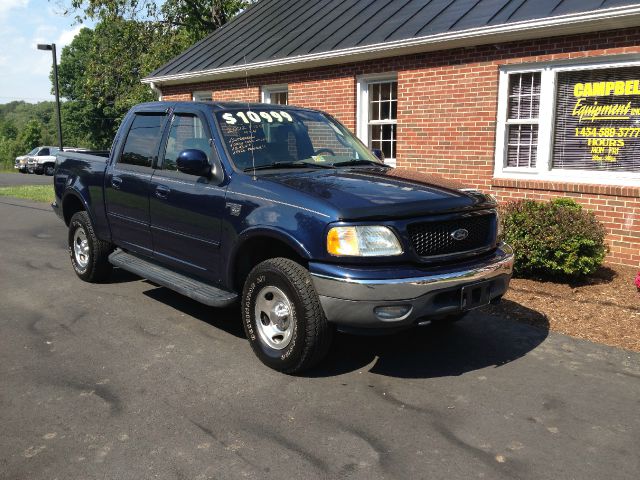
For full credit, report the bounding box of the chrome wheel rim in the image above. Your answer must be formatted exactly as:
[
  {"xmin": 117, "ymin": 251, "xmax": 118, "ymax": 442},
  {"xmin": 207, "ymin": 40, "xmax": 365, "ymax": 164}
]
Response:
[
  {"xmin": 73, "ymin": 227, "xmax": 90, "ymax": 269},
  {"xmin": 254, "ymin": 285, "xmax": 294, "ymax": 350}
]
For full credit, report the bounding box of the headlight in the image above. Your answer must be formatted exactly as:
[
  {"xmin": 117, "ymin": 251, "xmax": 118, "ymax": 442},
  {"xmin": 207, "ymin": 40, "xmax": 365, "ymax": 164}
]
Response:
[{"xmin": 327, "ymin": 226, "xmax": 402, "ymax": 257}]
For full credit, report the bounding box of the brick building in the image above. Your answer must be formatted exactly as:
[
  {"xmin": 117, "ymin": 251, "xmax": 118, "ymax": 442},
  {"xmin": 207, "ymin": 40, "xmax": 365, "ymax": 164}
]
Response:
[{"xmin": 144, "ymin": 0, "xmax": 640, "ymax": 266}]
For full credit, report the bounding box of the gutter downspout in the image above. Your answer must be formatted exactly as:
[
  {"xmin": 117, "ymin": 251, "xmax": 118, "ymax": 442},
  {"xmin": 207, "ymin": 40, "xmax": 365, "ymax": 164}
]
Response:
[{"xmin": 149, "ymin": 81, "xmax": 163, "ymax": 101}]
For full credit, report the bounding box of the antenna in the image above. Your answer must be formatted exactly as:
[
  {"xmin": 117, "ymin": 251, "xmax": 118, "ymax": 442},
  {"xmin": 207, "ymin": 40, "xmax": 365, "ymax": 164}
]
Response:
[{"xmin": 243, "ymin": 53, "xmax": 257, "ymax": 179}]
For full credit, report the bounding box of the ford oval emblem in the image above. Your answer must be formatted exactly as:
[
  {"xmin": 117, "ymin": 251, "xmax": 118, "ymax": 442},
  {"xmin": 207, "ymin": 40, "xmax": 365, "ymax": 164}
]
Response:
[{"xmin": 451, "ymin": 228, "xmax": 469, "ymax": 241}]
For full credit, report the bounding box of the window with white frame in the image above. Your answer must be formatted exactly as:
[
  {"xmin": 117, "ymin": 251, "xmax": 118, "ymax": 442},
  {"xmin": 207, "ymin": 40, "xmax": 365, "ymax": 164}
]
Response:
[
  {"xmin": 357, "ymin": 75, "xmax": 397, "ymax": 166},
  {"xmin": 505, "ymin": 72, "xmax": 541, "ymax": 168},
  {"xmin": 192, "ymin": 91, "xmax": 212, "ymax": 102},
  {"xmin": 495, "ymin": 60, "xmax": 640, "ymax": 185},
  {"xmin": 262, "ymin": 85, "xmax": 288, "ymax": 105}
]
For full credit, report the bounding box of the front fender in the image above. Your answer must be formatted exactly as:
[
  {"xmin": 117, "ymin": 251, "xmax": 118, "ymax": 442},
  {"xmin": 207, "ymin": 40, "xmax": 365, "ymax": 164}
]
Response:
[
  {"xmin": 224, "ymin": 226, "xmax": 313, "ymax": 290},
  {"xmin": 234, "ymin": 226, "xmax": 312, "ymax": 260}
]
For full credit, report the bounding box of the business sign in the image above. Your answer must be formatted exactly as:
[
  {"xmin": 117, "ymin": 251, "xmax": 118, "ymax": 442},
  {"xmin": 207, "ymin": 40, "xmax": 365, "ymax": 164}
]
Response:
[{"xmin": 553, "ymin": 66, "xmax": 640, "ymax": 172}]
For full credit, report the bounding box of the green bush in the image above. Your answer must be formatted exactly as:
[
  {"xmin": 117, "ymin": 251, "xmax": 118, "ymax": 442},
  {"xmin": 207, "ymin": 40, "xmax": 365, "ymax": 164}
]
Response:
[{"xmin": 500, "ymin": 198, "xmax": 608, "ymax": 278}]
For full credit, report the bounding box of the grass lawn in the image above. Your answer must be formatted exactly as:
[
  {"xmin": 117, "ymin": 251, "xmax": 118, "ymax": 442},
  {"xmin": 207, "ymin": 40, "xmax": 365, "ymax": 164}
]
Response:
[{"xmin": 0, "ymin": 185, "xmax": 54, "ymax": 203}]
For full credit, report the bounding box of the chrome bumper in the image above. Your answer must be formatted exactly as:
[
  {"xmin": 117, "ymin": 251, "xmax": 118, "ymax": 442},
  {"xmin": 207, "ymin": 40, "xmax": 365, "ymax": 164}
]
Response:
[{"xmin": 311, "ymin": 244, "xmax": 514, "ymax": 328}]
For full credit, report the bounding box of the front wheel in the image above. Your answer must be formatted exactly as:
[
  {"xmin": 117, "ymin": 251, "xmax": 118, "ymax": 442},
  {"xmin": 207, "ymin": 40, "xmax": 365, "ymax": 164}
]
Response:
[
  {"xmin": 44, "ymin": 164, "xmax": 55, "ymax": 176},
  {"xmin": 242, "ymin": 258, "xmax": 333, "ymax": 373},
  {"xmin": 68, "ymin": 211, "xmax": 113, "ymax": 282}
]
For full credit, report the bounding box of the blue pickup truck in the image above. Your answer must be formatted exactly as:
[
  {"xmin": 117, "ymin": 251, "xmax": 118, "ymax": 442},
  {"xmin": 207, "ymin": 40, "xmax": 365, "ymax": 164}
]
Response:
[{"xmin": 53, "ymin": 101, "xmax": 514, "ymax": 373}]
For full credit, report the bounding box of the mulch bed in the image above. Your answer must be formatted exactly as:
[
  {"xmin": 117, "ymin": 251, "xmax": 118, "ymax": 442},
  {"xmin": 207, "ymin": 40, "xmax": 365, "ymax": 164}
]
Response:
[{"xmin": 482, "ymin": 263, "xmax": 640, "ymax": 352}]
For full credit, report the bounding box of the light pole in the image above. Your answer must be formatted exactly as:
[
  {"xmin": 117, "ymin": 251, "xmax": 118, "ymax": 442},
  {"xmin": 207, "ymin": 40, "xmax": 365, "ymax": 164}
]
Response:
[{"xmin": 37, "ymin": 43, "xmax": 63, "ymax": 151}]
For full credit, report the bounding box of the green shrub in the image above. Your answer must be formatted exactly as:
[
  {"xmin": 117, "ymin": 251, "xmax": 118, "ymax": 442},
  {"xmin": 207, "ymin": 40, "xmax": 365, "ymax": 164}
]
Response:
[{"xmin": 500, "ymin": 198, "xmax": 608, "ymax": 278}]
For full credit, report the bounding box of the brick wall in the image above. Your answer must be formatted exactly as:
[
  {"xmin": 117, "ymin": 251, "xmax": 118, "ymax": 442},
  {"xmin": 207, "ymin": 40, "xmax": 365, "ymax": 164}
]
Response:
[{"xmin": 158, "ymin": 27, "xmax": 640, "ymax": 267}]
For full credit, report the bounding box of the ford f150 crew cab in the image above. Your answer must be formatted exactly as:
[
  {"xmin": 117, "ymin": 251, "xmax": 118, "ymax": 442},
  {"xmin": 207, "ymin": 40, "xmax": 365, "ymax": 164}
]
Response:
[{"xmin": 53, "ymin": 102, "xmax": 514, "ymax": 373}]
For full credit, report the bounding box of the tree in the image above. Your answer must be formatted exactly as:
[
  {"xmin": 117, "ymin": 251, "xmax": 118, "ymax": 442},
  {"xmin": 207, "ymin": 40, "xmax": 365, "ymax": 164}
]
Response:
[
  {"xmin": 64, "ymin": 0, "xmax": 253, "ymax": 35},
  {"xmin": 0, "ymin": 120, "xmax": 18, "ymax": 140},
  {"xmin": 55, "ymin": 1, "xmax": 253, "ymax": 148},
  {"xmin": 161, "ymin": 0, "xmax": 253, "ymax": 43},
  {"xmin": 18, "ymin": 120, "xmax": 43, "ymax": 152},
  {"xmin": 57, "ymin": 27, "xmax": 94, "ymax": 101}
]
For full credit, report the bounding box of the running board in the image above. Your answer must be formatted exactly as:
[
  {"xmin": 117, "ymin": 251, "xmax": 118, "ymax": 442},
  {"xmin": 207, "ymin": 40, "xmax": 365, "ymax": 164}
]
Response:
[{"xmin": 108, "ymin": 250, "xmax": 238, "ymax": 307}]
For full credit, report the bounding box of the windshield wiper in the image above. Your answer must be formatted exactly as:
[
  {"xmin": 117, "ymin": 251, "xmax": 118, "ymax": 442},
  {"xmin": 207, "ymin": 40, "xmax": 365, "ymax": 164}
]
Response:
[
  {"xmin": 332, "ymin": 159, "xmax": 389, "ymax": 168},
  {"xmin": 243, "ymin": 161, "xmax": 334, "ymax": 172}
]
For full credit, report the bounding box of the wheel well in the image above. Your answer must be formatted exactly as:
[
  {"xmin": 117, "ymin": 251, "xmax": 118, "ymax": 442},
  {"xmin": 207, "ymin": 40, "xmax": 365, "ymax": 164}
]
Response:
[
  {"xmin": 62, "ymin": 194, "xmax": 85, "ymax": 226},
  {"xmin": 233, "ymin": 236, "xmax": 306, "ymax": 292}
]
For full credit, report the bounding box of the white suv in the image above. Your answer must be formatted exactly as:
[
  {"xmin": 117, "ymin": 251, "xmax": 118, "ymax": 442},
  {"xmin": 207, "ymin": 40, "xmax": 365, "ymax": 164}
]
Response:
[
  {"xmin": 26, "ymin": 146, "xmax": 84, "ymax": 175},
  {"xmin": 14, "ymin": 148, "xmax": 39, "ymax": 173}
]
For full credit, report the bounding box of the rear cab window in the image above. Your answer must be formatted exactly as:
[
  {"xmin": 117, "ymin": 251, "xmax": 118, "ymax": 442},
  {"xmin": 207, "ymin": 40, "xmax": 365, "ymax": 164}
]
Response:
[{"xmin": 118, "ymin": 113, "xmax": 166, "ymax": 168}]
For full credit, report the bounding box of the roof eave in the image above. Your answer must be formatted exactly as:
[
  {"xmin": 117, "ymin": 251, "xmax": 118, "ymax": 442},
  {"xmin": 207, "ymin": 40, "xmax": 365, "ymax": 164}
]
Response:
[{"xmin": 142, "ymin": 5, "xmax": 640, "ymax": 87}]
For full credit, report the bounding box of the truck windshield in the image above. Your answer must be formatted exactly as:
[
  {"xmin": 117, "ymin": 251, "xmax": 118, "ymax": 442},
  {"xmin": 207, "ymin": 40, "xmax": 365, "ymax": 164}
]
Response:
[{"xmin": 214, "ymin": 108, "xmax": 383, "ymax": 171}]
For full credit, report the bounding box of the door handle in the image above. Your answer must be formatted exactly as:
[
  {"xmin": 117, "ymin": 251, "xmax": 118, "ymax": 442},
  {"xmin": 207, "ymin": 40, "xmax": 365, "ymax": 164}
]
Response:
[
  {"xmin": 155, "ymin": 185, "xmax": 170, "ymax": 199},
  {"xmin": 111, "ymin": 176, "xmax": 123, "ymax": 189}
]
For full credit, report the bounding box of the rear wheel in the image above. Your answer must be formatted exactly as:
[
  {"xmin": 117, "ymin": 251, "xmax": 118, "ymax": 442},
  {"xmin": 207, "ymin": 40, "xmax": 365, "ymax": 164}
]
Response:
[
  {"xmin": 68, "ymin": 211, "xmax": 113, "ymax": 282},
  {"xmin": 242, "ymin": 258, "xmax": 333, "ymax": 373},
  {"xmin": 44, "ymin": 163, "xmax": 55, "ymax": 176}
]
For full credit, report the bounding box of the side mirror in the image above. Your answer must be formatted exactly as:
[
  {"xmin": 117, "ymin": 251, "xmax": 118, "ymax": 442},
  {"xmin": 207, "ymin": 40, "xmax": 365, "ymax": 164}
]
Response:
[
  {"xmin": 372, "ymin": 149, "xmax": 385, "ymax": 161},
  {"xmin": 176, "ymin": 149, "xmax": 211, "ymax": 177}
]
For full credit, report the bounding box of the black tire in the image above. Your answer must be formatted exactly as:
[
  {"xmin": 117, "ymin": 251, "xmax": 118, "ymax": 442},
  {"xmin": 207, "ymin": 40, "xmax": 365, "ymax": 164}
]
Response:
[
  {"xmin": 44, "ymin": 164, "xmax": 55, "ymax": 176},
  {"xmin": 34, "ymin": 167, "xmax": 43, "ymax": 175},
  {"xmin": 242, "ymin": 258, "xmax": 333, "ymax": 373},
  {"xmin": 68, "ymin": 211, "xmax": 113, "ymax": 282}
]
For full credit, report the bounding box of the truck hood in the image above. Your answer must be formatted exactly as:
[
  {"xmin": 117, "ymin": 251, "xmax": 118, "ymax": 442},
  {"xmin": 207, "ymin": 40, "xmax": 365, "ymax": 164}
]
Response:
[{"xmin": 261, "ymin": 167, "xmax": 496, "ymax": 220}]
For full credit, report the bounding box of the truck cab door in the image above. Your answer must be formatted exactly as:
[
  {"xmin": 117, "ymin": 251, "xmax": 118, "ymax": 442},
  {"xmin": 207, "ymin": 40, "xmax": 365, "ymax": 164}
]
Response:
[
  {"xmin": 105, "ymin": 111, "xmax": 168, "ymax": 257},
  {"xmin": 149, "ymin": 110, "xmax": 228, "ymax": 281}
]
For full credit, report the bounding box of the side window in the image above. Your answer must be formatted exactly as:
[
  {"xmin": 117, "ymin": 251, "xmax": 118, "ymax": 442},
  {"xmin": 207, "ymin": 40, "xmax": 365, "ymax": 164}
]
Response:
[
  {"xmin": 119, "ymin": 113, "xmax": 165, "ymax": 167},
  {"xmin": 163, "ymin": 114, "xmax": 209, "ymax": 171},
  {"xmin": 39, "ymin": 148, "xmax": 50, "ymax": 156}
]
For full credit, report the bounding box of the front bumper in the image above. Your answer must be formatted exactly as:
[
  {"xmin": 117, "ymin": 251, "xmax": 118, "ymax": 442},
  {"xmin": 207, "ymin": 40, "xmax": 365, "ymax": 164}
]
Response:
[{"xmin": 311, "ymin": 244, "xmax": 514, "ymax": 328}]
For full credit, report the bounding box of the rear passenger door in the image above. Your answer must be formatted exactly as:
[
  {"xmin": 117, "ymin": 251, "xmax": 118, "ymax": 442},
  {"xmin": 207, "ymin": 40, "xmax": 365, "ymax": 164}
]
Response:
[
  {"xmin": 149, "ymin": 110, "xmax": 227, "ymax": 280},
  {"xmin": 105, "ymin": 111, "xmax": 167, "ymax": 256}
]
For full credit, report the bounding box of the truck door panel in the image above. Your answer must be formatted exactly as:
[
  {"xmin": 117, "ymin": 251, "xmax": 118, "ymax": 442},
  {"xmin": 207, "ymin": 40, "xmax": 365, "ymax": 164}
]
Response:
[
  {"xmin": 149, "ymin": 111, "xmax": 227, "ymax": 280},
  {"xmin": 105, "ymin": 112, "xmax": 166, "ymax": 256}
]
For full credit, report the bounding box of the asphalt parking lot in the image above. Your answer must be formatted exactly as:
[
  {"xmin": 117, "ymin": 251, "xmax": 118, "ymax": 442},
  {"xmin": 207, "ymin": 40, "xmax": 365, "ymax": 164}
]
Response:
[
  {"xmin": 0, "ymin": 172, "xmax": 53, "ymax": 187},
  {"xmin": 1, "ymin": 198, "xmax": 639, "ymax": 480}
]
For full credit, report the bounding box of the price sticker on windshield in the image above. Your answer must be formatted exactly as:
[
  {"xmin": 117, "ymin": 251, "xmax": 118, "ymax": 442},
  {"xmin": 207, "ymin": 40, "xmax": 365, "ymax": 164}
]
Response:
[{"xmin": 222, "ymin": 111, "xmax": 293, "ymax": 125}]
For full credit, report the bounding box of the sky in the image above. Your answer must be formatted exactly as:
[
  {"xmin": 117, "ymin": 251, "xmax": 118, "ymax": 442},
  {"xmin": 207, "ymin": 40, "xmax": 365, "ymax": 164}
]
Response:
[{"xmin": 0, "ymin": 0, "xmax": 93, "ymax": 104}]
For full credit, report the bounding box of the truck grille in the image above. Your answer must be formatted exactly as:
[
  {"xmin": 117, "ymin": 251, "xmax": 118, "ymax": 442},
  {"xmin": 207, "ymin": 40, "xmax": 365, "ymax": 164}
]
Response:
[{"xmin": 407, "ymin": 213, "xmax": 495, "ymax": 257}]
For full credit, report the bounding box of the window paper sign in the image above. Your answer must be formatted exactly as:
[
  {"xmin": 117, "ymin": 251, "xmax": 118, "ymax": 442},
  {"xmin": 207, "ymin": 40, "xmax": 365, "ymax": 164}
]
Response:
[{"xmin": 553, "ymin": 66, "xmax": 640, "ymax": 172}]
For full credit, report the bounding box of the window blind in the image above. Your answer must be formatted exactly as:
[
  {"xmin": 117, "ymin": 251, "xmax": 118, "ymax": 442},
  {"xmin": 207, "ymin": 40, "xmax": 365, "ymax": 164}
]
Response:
[
  {"xmin": 553, "ymin": 66, "xmax": 640, "ymax": 172},
  {"xmin": 506, "ymin": 72, "xmax": 540, "ymax": 168}
]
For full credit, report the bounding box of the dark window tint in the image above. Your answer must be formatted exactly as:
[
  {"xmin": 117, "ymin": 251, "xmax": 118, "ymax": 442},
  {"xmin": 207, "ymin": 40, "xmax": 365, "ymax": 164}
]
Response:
[
  {"xmin": 119, "ymin": 114, "xmax": 165, "ymax": 167},
  {"xmin": 163, "ymin": 114, "xmax": 209, "ymax": 171},
  {"xmin": 39, "ymin": 148, "xmax": 50, "ymax": 156}
]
